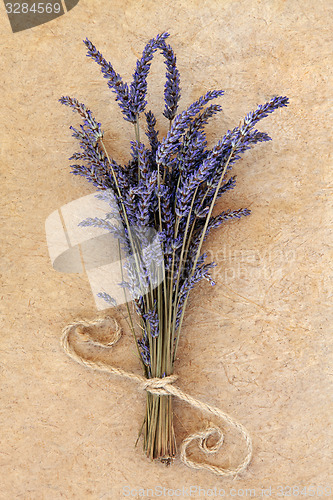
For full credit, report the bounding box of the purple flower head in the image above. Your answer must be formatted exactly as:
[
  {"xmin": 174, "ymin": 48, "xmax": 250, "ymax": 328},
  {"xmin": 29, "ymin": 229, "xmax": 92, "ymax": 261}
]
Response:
[
  {"xmin": 97, "ymin": 292, "xmax": 117, "ymax": 307},
  {"xmin": 143, "ymin": 305, "xmax": 159, "ymax": 338},
  {"xmin": 145, "ymin": 111, "xmax": 160, "ymax": 158},
  {"xmin": 59, "ymin": 96, "xmax": 103, "ymax": 140},
  {"xmin": 138, "ymin": 336, "xmax": 151, "ymax": 367},
  {"xmin": 130, "ymin": 32, "xmax": 170, "ymax": 116},
  {"xmin": 156, "ymin": 89, "xmax": 224, "ymax": 167},
  {"xmin": 241, "ymin": 96, "xmax": 289, "ymax": 133},
  {"xmin": 60, "ymin": 33, "xmax": 289, "ymax": 374},
  {"xmin": 83, "ymin": 38, "xmax": 136, "ymax": 123},
  {"xmin": 158, "ymin": 40, "xmax": 181, "ymax": 120}
]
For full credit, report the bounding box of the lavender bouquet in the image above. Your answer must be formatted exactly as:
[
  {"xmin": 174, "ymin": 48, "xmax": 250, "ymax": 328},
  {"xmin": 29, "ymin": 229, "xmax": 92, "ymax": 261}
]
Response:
[{"xmin": 59, "ymin": 32, "xmax": 288, "ymax": 466}]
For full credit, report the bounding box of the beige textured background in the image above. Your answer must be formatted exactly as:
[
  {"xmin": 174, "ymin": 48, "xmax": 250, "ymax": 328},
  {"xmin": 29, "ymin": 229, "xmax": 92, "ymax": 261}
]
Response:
[{"xmin": 1, "ymin": 1, "xmax": 332, "ymax": 498}]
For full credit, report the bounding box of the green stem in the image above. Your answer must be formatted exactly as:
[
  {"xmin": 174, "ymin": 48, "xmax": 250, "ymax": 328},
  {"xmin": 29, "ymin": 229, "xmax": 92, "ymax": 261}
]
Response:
[
  {"xmin": 182, "ymin": 214, "xmax": 197, "ymax": 270},
  {"xmin": 100, "ymin": 139, "xmax": 150, "ymax": 317},
  {"xmin": 173, "ymin": 145, "xmax": 238, "ymax": 362},
  {"xmin": 170, "ymin": 187, "xmax": 199, "ymax": 340},
  {"xmin": 117, "ymin": 240, "xmax": 146, "ymax": 372}
]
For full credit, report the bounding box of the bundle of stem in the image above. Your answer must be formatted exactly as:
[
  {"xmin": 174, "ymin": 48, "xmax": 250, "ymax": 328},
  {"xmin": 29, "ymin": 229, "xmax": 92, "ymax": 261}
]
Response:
[{"xmin": 59, "ymin": 33, "xmax": 289, "ymax": 462}]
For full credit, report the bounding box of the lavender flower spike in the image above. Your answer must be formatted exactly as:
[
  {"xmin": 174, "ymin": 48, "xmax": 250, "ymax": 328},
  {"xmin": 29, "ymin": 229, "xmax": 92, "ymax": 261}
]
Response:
[
  {"xmin": 97, "ymin": 292, "xmax": 117, "ymax": 307},
  {"xmin": 130, "ymin": 32, "xmax": 170, "ymax": 116},
  {"xmin": 143, "ymin": 306, "xmax": 159, "ymax": 338},
  {"xmin": 84, "ymin": 38, "xmax": 136, "ymax": 123},
  {"xmin": 156, "ymin": 89, "xmax": 224, "ymax": 167},
  {"xmin": 241, "ymin": 96, "xmax": 289, "ymax": 135},
  {"xmin": 159, "ymin": 40, "xmax": 181, "ymax": 121},
  {"xmin": 59, "ymin": 96, "xmax": 103, "ymax": 140},
  {"xmin": 145, "ymin": 111, "xmax": 160, "ymax": 157}
]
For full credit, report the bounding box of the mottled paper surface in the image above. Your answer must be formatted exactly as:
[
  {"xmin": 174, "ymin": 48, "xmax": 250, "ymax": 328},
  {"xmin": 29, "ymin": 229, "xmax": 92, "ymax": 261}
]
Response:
[{"xmin": 1, "ymin": 0, "xmax": 332, "ymax": 497}]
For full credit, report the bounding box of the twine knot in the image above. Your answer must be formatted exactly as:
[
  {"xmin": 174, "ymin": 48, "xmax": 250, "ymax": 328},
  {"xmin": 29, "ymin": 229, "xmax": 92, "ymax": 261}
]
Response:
[
  {"xmin": 61, "ymin": 317, "xmax": 252, "ymax": 477},
  {"xmin": 141, "ymin": 375, "xmax": 178, "ymax": 395}
]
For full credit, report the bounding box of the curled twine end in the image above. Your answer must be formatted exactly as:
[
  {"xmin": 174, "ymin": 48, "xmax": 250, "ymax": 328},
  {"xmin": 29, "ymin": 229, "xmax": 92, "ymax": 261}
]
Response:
[
  {"xmin": 61, "ymin": 317, "xmax": 253, "ymax": 477},
  {"xmin": 199, "ymin": 426, "xmax": 224, "ymax": 454}
]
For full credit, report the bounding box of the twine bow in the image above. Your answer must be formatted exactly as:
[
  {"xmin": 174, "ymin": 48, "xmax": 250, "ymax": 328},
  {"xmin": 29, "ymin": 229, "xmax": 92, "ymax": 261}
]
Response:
[{"xmin": 61, "ymin": 316, "xmax": 252, "ymax": 477}]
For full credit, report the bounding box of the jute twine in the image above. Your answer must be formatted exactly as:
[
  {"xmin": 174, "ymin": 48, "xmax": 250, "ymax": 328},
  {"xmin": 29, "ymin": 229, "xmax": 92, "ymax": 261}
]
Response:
[{"xmin": 61, "ymin": 316, "xmax": 252, "ymax": 477}]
